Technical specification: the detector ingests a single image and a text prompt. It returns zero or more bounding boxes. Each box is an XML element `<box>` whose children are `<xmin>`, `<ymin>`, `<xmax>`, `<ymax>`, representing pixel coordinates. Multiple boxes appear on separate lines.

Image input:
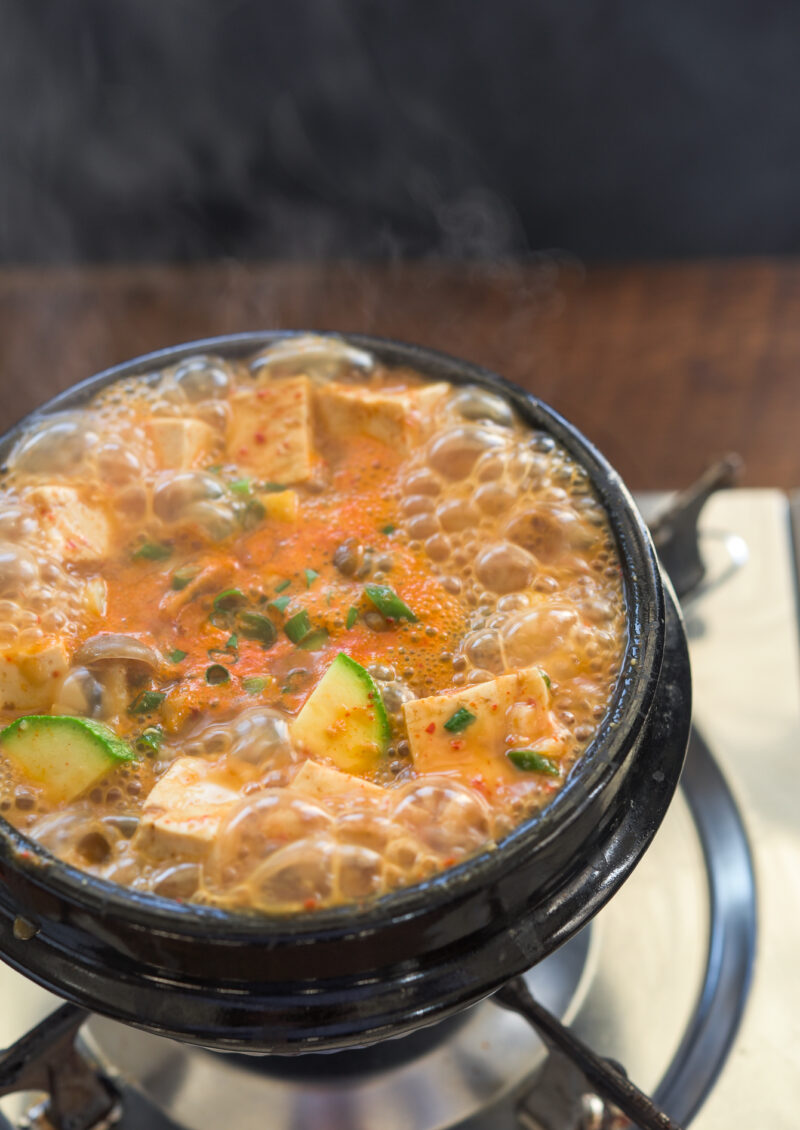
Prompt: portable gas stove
<box><xmin>1</xmin><ymin>486</ymin><xmax>798</xmax><ymax>1130</ymax></box>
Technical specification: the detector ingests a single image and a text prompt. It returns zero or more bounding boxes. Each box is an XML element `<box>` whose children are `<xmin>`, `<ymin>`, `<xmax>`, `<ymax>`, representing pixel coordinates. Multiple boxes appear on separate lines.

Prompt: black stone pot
<box><xmin>0</xmin><ymin>333</ymin><xmax>691</xmax><ymax>1052</ymax></box>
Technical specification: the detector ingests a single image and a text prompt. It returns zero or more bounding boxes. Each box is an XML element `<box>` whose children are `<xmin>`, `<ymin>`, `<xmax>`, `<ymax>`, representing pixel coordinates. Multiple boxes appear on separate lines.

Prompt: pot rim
<box><xmin>0</xmin><ymin>330</ymin><xmax>665</xmax><ymax>941</ymax></box>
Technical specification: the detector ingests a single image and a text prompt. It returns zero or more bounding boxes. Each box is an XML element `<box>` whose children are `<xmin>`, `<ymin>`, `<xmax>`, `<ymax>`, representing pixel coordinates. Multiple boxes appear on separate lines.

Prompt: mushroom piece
<box><xmin>75</xmin><ymin>633</ymin><xmax>161</xmax><ymax>670</ymax></box>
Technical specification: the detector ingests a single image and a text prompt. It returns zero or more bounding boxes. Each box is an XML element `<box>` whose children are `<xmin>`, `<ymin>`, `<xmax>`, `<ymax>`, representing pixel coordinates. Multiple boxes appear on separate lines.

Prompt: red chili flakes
<box><xmin>490</xmin><ymin>703</ymin><xmax>498</xmax><ymax>712</ymax></box>
<box><xmin>303</xmin><ymin>897</ymin><xmax>318</xmax><ymax>911</ymax></box>
<box><xmin>238</xmin><ymin>447</ymin><xmax>249</xmax><ymax>458</ymax></box>
<box><xmin>425</xmin><ymin>722</ymin><xmax>436</xmax><ymax>734</ymax></box>
<box><xmin>450</xmin><ymin>739</ymin><xmax>464</xmax><ymax>750</ymax></box>
<box><xmin>254</xmin><ymin>433</ymin><xmax>266</xmax><ymax>445</ymax></box>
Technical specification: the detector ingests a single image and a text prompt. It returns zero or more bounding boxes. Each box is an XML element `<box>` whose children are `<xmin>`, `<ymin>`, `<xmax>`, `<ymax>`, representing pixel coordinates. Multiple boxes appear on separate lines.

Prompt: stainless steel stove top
<box><xmin>2</xmin><ymin>489</ymin><xmax>799</xmax><ymax>1130</ymax></box>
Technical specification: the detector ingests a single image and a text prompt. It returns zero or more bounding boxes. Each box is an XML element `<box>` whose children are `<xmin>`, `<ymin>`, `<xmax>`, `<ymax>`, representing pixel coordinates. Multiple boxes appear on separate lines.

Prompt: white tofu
<box><xmin>0</xmin><ymin>642</ymin><xmax>69</xmax><ymax>712</ymax></box>
<box><xmin>403</xmin><ymin>666</ymin><xmax>566</xmax><ymax>788</ymax></box>
<box><xmin>227</xmin><ymin>376</ymin><xmax>313</xmax><ymax>483</ymax></box>
<box><xmin>315</xmin><ymin>382</ymin><xmax>449</xmax><ymax>450</ymax></box>
<box><xmin>146</xmin><ymin>417</ymin><xmax>214</xmax><ymax>470</ymax></box>
<box><xmin>291</xmin><ymin>759</ymin><xmax>386</xmax><ymax>804</ymax></box>
<box><xmin>135</xmin><ymin>758</ymin><xmax>241</xmax><ymax>860</ymax></box>
<box><xmin>26</xmin><ymin>485</ymin><xmax>110</xmax><ymax>564</ymax></box>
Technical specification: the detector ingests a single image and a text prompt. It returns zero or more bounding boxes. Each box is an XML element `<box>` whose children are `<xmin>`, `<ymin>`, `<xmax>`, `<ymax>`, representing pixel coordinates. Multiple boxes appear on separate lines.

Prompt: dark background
<box><xmin>2</xmin><ymin>0</ymin><xmax>800</xmax><ymax>265</ymax></box>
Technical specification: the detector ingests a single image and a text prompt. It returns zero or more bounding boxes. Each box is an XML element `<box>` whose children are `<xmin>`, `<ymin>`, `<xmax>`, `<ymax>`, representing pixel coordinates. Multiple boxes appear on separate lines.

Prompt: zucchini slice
<box><xmin>290</xmin><ymin>653</ymin><xmax>390</xmax><ymax>774</ymax></box>
<box><xmin>0</xmin><ymin>715</ymin><xmax>135</xmax><ymax>804</ymax></box>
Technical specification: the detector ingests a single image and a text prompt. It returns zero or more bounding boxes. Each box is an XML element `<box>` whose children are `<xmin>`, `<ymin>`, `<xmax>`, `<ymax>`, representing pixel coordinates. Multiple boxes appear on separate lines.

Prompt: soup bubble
<box><xmin>153</xmin><ymin>471</ymin><xmax>224</xmax><ymax>522</ymax></box>
<box><xmin>248</xmin><ymin>835</ymin><xmax>336</xmax><ymax>907</ymax></box>
<box><xmin>392</xmin><ymin>778</ymin><xmax>492</xmax><ymax>856</ymax></box>
<box><xmin>501</xmin><ymin>606</ymin><xmax>579</xmax><ymax>671</ymax></box>
<box><xmin>0</xmin><ymin>543</ymin><xmax>39</xmax><ymax>597</ymax></box>
<box><xmin>212</xmin><ymin>791</ymin><xmax>333</xmax><ymax>888</ymax></box>
<box><xmin>475</xmin><ymin>541</ymin><xmax>536</xmax><ymax>594</ymax></box>
<box><xmin>10</xmin><ymin>414</ymin><xmax>96</xmax><ymax>475</ymax></box>
<box><xmin>427</xmin><ymin>426</ymin><xmax>507</xmax><ymax>480</ymax></box>
<box><xmin>173</xmin><ymin>355</ymin><xmax>233</xmax><ymax>401</ymax></box>
<box><xmin>449</xmin><ymin>386</ymin><xmax>514</xmax><ymax>427</ymax></box>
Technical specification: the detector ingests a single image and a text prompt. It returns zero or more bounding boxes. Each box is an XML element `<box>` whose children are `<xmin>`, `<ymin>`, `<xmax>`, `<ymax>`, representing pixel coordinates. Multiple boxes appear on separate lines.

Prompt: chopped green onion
<box><xmin>275</xmin><ymin>579</ymin><xmax>291</xmax><ymax>593</ymax></box>
<box><xmin>229</xmin><ymin>478</ymin><xmax>252</xmax><ymax>494</ymax></box>
<box><xmin>167</xmin><ymin>649</ymin><xmax>187</xmax><ymax>664</ymax></box>
<box><xmin>240</xmin><ymin>498</ymin><xmax>266</xmax><ymax>528</ymax></box>
<box><xmin>133</xmin><ymin>541</ymin><xmax>172</xmax><ymax>562</ymax></box>
<box><xmin>136</xmin><ymin>726</ymin><xmax>163</xmax><ymax>755</ymax></box>
<box><xmin>206</xmin><ymin>464</ymin><xmax>223</xmax><ymax>473</ymax></box>
<box><xmin>205</xmin><ymin>664</ymin><xmax>230</xmax><ymax>685</ymax></box>
<box><xmin>284</xmin><ymin>609</ymin><xmax>312</xmax><ymax>644</ymax></box>
<box><xmin>242</xmin><ymin>675</ymin><xmax>268</xmax><ymax>694</ymax></box>
<box><xmin>225</xmin><ymin>634</ymin><xmax>239</xmax><ymax>651</ymax></box>
<box><xmin>298</xmin><ymin>627</ymin><xmax>329</xmax><ymax>651</ymax></box>
<box><xmin>443</xmin><ymin>706</ymin><xmax>476</xmax><ymax>733</ymax></box>
<box><xmin>171</xmin><ymin>570</ymin><xmax>195</xmax><ymax>591</ymax></box>
<box><xmin>381</xmin><ymin>524</ymin><xmax>396</xmax><ymax>535</ymax></box>
<box><xmin>261</xmin><ymin>482</ymin><xmax>287</xmax><ymax>493</ymax></box>
<box><xmin>269</xmin><ymin>595</ymin><xmax>291</xmax><ymax>614</ymax></box>
<box><xmin>304</xmin><ymin>568</ymin><xmax>319</xmax><ymax>587</ymax></box>
<box><xmin>345</xmin><ymin>605</ymin><xmax>359</xmax><ymax>629</ymax></box>
<box><xmin>129</xmin><ymin>690</ymin><xmax>166</xmax><ymax>715</ymax></box>
<box><xmin>540</xmin><ymin>669</ymin><xmax>552</xmax><ymax>690</ymax></box>
<box><xmin>238</xmin><ymin>612</ymin><xmax>277</xmax><ymax>647</ymax></box>
<box><xmin>213</xmin><ymin>588</ymin><xmax>246</xmax><ymax>612</ymax></box>
<box><xmin>506</xmin><ymin>749</ymin><xmax>560</xmax><ymax>776</ymax></box>
<box><xmin>364</xmin><ymin>584</ymin><xmax>418</xmax><ymax>623</ymax></box>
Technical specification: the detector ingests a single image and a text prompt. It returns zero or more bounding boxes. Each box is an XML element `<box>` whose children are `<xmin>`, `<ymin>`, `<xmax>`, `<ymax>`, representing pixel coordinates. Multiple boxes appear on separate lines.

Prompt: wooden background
<box><xmin>0</xmin><ymin>259</ymin><xmax>797</xmax><ymax>489</ymax></box>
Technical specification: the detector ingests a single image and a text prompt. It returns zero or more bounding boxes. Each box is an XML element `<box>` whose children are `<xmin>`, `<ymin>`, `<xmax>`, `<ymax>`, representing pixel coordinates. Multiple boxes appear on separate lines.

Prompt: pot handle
<box><xmin>0</xmin><ymin>1003</ymin><xmax>118</xmax><ymax>1130</ymax></box>
<box><xmin>494</xmin><ymin>976</ymin><xmax>685</xmax><ymax>1130</ymax></box>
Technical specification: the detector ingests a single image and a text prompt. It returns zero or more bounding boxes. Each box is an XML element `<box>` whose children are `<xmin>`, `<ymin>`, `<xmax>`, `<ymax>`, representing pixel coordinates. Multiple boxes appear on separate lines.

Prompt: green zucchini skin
<box><xmin>0</xmin><ymin>715</ymin><xmax>135</xmax><ymax>804</ymax></box>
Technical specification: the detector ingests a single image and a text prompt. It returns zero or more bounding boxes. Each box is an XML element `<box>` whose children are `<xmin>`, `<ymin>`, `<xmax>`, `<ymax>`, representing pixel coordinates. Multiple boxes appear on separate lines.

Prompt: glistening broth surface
<box><xmin>0</xmin><ymin>338</ymin><xmax>626</xmax><ymax>913</ymax></box>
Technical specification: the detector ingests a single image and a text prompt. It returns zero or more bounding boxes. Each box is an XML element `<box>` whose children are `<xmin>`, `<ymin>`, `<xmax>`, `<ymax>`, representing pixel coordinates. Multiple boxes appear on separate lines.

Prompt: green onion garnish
<box><xmin>213</xmin><ymin>588</ymin><xmax>246</xmax><ymax>612</ymax></box>
<box><xmin>241</xmin><ymin>498</ymin><xmax>266</xmax><ymax>527</ymax></box>
<box><xmin>261</xmin><ymin>482</ymin><xmax>287</xmax><ymax>493</ymax></box>
<box><xmin>229</xmin><ymin>478</ymin><xmax>252</xmax><ymax>494</ymax></box>
<box><xmin>238</xmin><ymin>612</ymin><xmax>277</xmax><ymax>647</ymax></box>
<box><xmin>136</xmin><ymin>726</ymin><xmax>163</xmax><ymax>755</ymax></box>
<box><xmin>133</xmin><ymin>541</ymin><xmax>172</xmax><ymax>562</ymax></box>
<box><xmin>205</xmin><ymin>664</ymin><xmax>230</xmax><ymax>685</ymax></box>
<box><xmin>345</xmin><ymin>605</ymin><xmax>359</xmax><ymax>629</ymax></box>
<box><xmin>284</xmin><ymin>609</ymin><xmax>312</xmax><ymax>644</ymax></box>
<box><xmin>364</xmin><ymin>584</ymin><xmax>418</xmax><ymax>622</ymax></box>
<box><xmin>506</xmin><ymin>749</ymin><xmax>560</xmax><ymax>776</ymax></box>
<box><xmin>381</xmin><ymin>524</ymin><xmax>396</xmax><ymax>535</ymax></box>
<box><xmin>129</xmin><ymin>690</ymin><xmax>166</xmax><ymax>715</ymax></box>
<box><xmin>443</xmin><ymin>706</ymin><xmax>476</xmax><ymax>733</ymax></box>
<box><xmin>171</xmin><ymin>570</ymin><xmax>195</xmax><ymax>591</ymax></box>
<box><xmin>225</xmin><ymin>634</ymin><xmax>239</xmax><ymax>651</ymax></box>
<box><xmin>540</xmin><ymin>670</ymin><xmax>552</xmax><ymax>689</ymax></box>
<box><xmin>167</xmin><ymin>649</ymin><xmax>187</xmax><ymax>664</ymax></box>
<box><xmin>275</xmin><ymin>579</ymin><xmax>291</xmax><ymax>593</ymax></box>
<box><xmin>298</xmin><ymin>627</ymin><xmax>328</xmax><ymax>651</ymax></box>
<box><xmin>242</xmin><ymin>676</ymin><xmax>268</xmax><ymax>694</ymax></box>
<box><xmin>304</xmin><ymin>568</ymin><xmax>319</xmax><ymax>587</ymax></box>
<box><xmin>269</xmin><ymin>595</ymin><xmax>291</xmax><ymax>613</ymax></box>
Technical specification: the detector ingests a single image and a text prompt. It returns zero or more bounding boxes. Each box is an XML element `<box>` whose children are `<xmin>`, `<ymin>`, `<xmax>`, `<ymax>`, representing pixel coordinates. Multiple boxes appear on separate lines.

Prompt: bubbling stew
<box><xmin>0</xmin><ymin>337</ymin><xmax>626</xmax><ymax>914</ymax></box>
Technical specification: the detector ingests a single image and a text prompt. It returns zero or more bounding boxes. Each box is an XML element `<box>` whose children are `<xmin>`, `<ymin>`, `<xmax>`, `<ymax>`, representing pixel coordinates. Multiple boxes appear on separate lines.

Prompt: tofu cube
<box><xmin>135</xmin><ymin>758</ymin><xmax>241</xmax><ymax>860</ymax></box>
<box><xmin>403</xmin><ymin>666</ymin><xmax>566</xmax><ymax>789</ymax></box>
<box><xmin>291</xmin><ymin>759</ymin><xmax>387</xmax><ymax>804</ymax></box>
<box><xmin>0</xmin><ymin>642</ymin><xmax>69</xmax><ymax>712</ymax></box>
<box><xmin>227</xmin><ymin>376</ymin><xmax>313</xmax><ymax>483</ymax></box>
<box><xmin>315</xmin><ymin>382</ymin><xmax>449</xmax><ymax>451</ymax></box>
<box><xmin>26</xmin><ymin>486</ymin><xmax>110</xmax><ymax>564</ymax></box>
<box><xmin>146</xmin><ymin>418</ymin><xmax>214</xmax><ymax>470</ymax></box>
